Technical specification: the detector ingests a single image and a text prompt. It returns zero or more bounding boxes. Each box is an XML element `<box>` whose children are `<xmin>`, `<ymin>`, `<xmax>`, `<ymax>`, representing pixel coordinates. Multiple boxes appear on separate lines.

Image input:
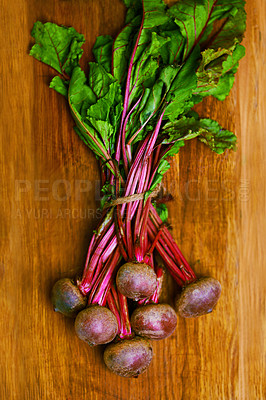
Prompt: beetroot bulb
<box><xmin>116</xmin><ymin>262</ymin><xmax>157</xmax><ymax>301</ymax></box>
<box><xmin>131</xmin><ymin>303</ymin><xmax>177</xmax><ymax>340</ymax></box>
<box><xmin>74</xmin><ymin>305</ymin><xmax>118</xmax><ymax>346</ymax></box>
<box><xmin>104</xmin><ymin>337</ymin><xmax>153</xmax><ymax>378</ymax></box>
<box><xmin>175</xmin><ymin>277</ymin><xmax>222</xmax><ymax>318</ymax></box>
<box><xmin>51</xmin><ymin>278</ymin><xmax>87</xmax><ymax>318</ymax></box>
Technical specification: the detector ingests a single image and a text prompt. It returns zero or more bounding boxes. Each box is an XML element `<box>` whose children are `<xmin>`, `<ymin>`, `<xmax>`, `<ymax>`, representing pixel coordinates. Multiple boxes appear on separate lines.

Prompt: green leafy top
<box><xmin>29</xmin><ymin>0</ymin><xmax>246</xmax><ymax>184</ymax></box>
<box><xmin>30</xmin><ymin>22</ymin><xmax>85</xmax><ymax>77</ymax></box>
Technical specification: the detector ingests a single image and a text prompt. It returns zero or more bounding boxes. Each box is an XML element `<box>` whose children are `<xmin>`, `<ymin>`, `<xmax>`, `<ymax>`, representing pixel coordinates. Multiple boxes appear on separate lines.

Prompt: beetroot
<box><xmin>175</xmin><ymin>277</ymin><xmax>222</xmax><ymax>318</ymax></box>
<box><xmin>131</xmin><ymin>303</ymin><xmax>177</xmax><ymax>340</ymax></box>
<box><xmin>103</xmin><ymin>337</ymin><xmax>153</xmax><ymax>377</ymax></box>
<box><xmin>31</xmin><ymin>0</ymin><xmax>246</xmax><ymax>378</ymax></box>
<box><xmin>116</xmin><ymin>262</ymin><xmax>157</xmax><ymax>301</ymax></box>
<box><xmin>75</xmin><ymin>305</ymin><xmax>118</xmax><ymax>346</ymax></box>
<box><xmin>51</xmin><ymin>278</ymin><xmax>87</xmax><ymax>318</ymax></box>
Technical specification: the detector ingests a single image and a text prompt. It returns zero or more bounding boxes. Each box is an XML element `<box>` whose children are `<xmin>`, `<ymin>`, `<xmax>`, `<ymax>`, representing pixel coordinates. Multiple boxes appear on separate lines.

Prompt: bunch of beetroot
<box><xmin>52</xmin><ymin>259</ymin><xmax>221</xmax><ymax>378</ymax></box>
<box><xmin>51</xmin><ymin>178</ymin><xmax>222</xmax><ymax>377</ymax></box>
<box><xmin>30</xmin><ymin>0</ymin><xmax>246</xmax><ymax>378</ymax></box>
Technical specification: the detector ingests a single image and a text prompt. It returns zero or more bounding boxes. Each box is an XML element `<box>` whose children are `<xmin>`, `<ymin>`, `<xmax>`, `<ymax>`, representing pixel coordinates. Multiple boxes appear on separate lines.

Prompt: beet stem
<box><xmin>107</xmin><ymin>284</ymin><xmax>132</xmax><ymax>338</ymax></box>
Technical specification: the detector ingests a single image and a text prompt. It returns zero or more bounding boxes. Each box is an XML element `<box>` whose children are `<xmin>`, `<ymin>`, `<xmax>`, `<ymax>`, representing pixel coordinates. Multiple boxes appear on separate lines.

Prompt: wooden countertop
<box><xmin>0</xmin><ymin>1</ymin><xmax>265</xmax><ymax>398</ymax></box>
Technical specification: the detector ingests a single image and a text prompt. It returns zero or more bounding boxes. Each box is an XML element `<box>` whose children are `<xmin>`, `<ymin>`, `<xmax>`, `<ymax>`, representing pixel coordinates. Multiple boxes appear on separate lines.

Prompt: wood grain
<box><xmin>0</xmin><ymin>1</ymin><xmax>265</xmax><ymax>399</ymax></box>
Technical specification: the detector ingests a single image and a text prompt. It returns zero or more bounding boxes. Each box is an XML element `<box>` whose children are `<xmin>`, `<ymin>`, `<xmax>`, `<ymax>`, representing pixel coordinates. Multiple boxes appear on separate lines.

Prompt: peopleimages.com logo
<box><xmin>14</xmin><ymin>178</ymin><xmax>250</xmax><ymax>202</ymax></box>
<box><xmin>13</xmin><ymin>178</ymin><xmax>250</xmax><ymax>220</ymax></box>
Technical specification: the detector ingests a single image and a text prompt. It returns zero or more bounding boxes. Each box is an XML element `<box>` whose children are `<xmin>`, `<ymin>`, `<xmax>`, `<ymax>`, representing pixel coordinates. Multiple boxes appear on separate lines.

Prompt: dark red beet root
<box><xmin>51</xmin><ymin>278</ymin><xmax>87</xmax><ymax>318</ymax></box>
<box><xmin>104</xmin><ymin>337</ymin><xmax>153</xmax><ymax>377</ymax></box>
<box><xmin>175</xmin><ymin>277</ymin><xmax>222</xmax><ymax>318</ymax></box>
<box><xmin>131</xmin><ymin>303</ymin><xmax>177</xmax><ymax>340</ymax></box>
<box><xmin>116</xmin><ymin>262</ymin><xmax>157</xmax><ymax>301</ymax></box>
<box><xmin>74</xmin><ymin>305</ymin><xmax>118</xmax><ymax>346</ymax></box>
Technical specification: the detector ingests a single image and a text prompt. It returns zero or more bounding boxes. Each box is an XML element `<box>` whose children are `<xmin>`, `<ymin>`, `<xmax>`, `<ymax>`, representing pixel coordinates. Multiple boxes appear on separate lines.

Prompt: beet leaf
<box><xmin>30</xmin><ymin>0</ymin><xmax>246</xmax><ymax>188</ymax></box>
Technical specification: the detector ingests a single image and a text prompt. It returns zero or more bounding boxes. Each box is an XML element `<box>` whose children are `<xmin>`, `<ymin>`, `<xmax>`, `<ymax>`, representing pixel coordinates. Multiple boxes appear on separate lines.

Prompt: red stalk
<box><xmin>114</xmin><ymin>206</ymin><xmax>129</xmax><ymax>261</ymax></box>
<box><xmin>89</xmin><ymin>248</ymin><xmax>121</xmax><ymax>305</ymax></box>
<box><xmin>107</xmin><ymin>289</ymin><xmax>122</xmax><ymax>332</ymax></box>
<box><xmin>150</xmin><ymin>264</ymin><xmax>164</xmax><ymax>304</ymax></box>
<box><xmin>143</xmin><ymin>228</ymin><xmax>163</xmax><ymax>264</ymax></box>
<box><xmin>107</xmin><ymin>284</ymin><xmax>132</xmax><ymax>339</ymax></box>
<box><xmin>118</xmin><ymin>291</ymin><xmax>132</xmax><ymax>338</ymax></box>
<box><xmin>150</xmin><ymin>205</ymin><xmax>197</xmax><ymax>281</ymax></box>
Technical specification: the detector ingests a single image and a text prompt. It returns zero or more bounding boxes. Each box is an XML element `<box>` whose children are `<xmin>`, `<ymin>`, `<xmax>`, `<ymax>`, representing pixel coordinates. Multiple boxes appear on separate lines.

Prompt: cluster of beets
<box><xmin>51</xmin><ymin>202</ymin><xmax>221</xmax><ymax>378</ymax></box>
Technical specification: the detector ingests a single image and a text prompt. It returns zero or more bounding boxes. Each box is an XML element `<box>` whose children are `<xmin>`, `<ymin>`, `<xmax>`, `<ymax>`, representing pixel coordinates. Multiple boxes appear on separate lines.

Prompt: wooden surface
<box><xmin>0</xmin><ymin>1</ymin><xmax>265</xmax><ymax>399</ymax></box>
